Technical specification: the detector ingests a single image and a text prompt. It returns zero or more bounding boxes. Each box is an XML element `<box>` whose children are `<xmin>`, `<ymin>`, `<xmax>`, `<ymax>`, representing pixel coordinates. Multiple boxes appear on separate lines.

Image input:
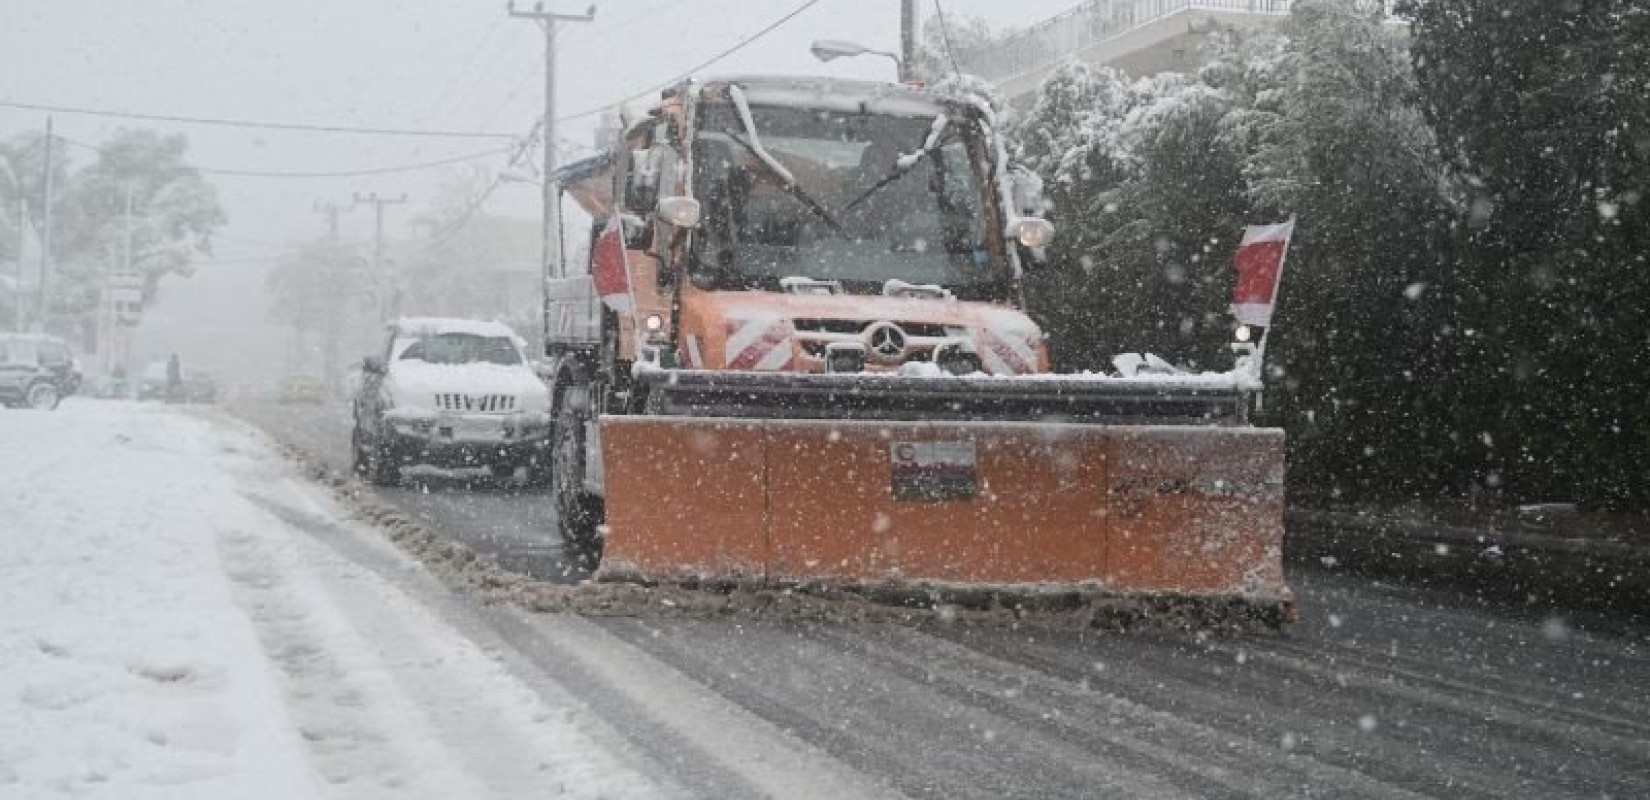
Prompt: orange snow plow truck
<box><xmin>543</xmin><ymin>77</ymin><xmax>1293</xmax><ymax>623</ymax></box>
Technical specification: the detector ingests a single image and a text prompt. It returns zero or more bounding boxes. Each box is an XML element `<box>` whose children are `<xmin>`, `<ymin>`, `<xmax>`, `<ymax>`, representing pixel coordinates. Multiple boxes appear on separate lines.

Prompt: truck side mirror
<box><xmin>362</xmin><ymin>356</ymin><xmax>385</xmax><ymax>375</ymax></box>
<box><xmin>1008</xmin><ymin>167</ymin><xmax>1047</xmax><ymax>218</ymax></box>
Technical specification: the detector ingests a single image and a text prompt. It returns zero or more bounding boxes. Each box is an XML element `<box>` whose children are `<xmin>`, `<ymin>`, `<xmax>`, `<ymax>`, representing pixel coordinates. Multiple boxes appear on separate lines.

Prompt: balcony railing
<box><xmin>959</xmin><ymin>0</ymin><xmax>1388</xmax><ymax>84</ymax></box>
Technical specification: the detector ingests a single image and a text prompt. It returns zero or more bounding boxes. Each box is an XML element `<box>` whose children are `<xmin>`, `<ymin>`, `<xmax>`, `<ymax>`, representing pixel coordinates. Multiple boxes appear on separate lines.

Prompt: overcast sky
<box><xmin>0</xmin><ymin>0</ymin><xmax>1078</xmax><ymax>375</ymax></box>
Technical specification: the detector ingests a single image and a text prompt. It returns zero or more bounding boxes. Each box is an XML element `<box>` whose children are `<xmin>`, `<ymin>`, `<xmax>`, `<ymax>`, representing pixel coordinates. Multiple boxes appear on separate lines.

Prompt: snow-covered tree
<box><xmin>1405</xmin><ymin>0</ymin><xmax>1650</xmax><ymax>509</ymax></box>
<box><xmin>0</xmin><ymin>128</ymin><xmax>224</xmax><ymax>341</ymax></box>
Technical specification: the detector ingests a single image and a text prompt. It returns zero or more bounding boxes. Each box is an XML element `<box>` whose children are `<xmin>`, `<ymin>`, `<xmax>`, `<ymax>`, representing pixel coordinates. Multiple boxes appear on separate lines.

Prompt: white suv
<box><xmin>351</xmin><ymin>318</ymin><xmax>552</xmax><ymax>486</ymax></box>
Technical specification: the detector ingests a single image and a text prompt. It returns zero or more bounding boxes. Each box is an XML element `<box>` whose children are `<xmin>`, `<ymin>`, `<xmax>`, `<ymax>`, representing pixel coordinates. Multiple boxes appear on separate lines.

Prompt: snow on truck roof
<box><xmin>392</xmin><ymin>317</ymin><xmax>522</xmax><ymax>341</ymax></box>
<box><xmin>700</xmin><ymin>76</ymin><xmax>951</xmax><ymax>117</ymax></box>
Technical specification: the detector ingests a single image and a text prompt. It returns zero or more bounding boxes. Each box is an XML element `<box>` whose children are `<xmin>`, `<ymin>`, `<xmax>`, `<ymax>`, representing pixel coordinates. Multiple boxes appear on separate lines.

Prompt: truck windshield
<box><xmin>690</xmin><ymin>102</ymin><xmax>1005</xmax><ymax>292</ymax></box>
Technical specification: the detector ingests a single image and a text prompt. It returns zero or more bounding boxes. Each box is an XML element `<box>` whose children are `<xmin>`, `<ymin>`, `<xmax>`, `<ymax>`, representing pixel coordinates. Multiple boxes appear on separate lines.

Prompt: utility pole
<box><xmin>36</xmin><ymin>116</ymin><xmax>54</xmax><ymax>334</ymax></box>
<box><xmin>11</xmin><ymin>195</ymin><xmax>24</xmax><ymax>333</ymax></box>
<box><xmin>315</xmin><ymin>200</ymin><xmax>343</xmax><ymax>241</ymax></box>
<box><xmin>312</xmin><ymin>200</ymin><xmax>347</xmax><ymax>397</ymax></box>
<box><xmin>352</xmin><ymin>191</ymin><xmax>408</xmax><ymax>322</ymax></box>
<box><xmin>900</xmin><ymin>0</ymin><xmax>916</xmax><ymax>82</ymax></box>
<box><xmin>106</xmin><ymin>184</ymin><xmax>137</xmax><ymax>377</ymax></box>
<box><xmin>507</xmin><ymin>1</ymin><xmax>595</xmax><ymax>289</ymax></box>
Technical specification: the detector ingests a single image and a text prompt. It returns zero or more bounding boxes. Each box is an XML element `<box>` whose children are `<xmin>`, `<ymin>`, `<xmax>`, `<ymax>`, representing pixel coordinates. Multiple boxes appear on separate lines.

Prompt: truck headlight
<box><xmin>1007</xmin><ymin>217</ymin><xmax>1055</xmax><ymax>248</ymax></box>
<box><xmin>643</xmin><ymin>313</ymin><xmax>669</xmax><ymax>344</ymax></box>
<box><xmin>657</xmin><ymin>196</ymin><xmax>702</xmax><ymax>228</ymax></box>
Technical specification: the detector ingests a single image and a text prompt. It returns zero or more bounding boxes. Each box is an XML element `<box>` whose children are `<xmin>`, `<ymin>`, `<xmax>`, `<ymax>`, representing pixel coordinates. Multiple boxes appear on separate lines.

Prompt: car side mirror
<box><xmin>362</xmin><ymin>356</ymin><xmax>385</xmax><ymax>375</ymax></box>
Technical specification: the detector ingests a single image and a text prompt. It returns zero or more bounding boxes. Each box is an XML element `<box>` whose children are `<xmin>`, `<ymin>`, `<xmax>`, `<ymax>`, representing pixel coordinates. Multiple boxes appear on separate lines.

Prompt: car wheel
<box><xmin>551</xmin><ymin>388</ymin><xmax>603</xmax><ymax>559</ymax></box>
<box><xmin>351</xmin><ymin>425</ymin><xmax>370</xmax><ymax>475</ymax></box>
<box><xmin>24</xmin><ymin>382</ymin><xmax>60</xmax><ymax>410</ymax></box>
<box><xmin>355</xmin><ymin>423</ymin><xmax>399</xmax><ymax>487</ymax></box>
<box><xmin>523</xmin><ymin>447</ymin><xmax>553</xmax><ymax>492</ymax></box>
<box><xmin>367</xmin><ymin>441</ymin><xmax>401</xmax><ymax>487</ymax></box>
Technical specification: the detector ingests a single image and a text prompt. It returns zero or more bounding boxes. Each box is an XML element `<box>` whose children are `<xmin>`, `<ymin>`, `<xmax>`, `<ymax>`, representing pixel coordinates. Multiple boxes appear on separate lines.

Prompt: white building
<box><xmin>961</xmin><ymin>1</ymin><xmax>1396</xmax><ymax>103</ymax></box>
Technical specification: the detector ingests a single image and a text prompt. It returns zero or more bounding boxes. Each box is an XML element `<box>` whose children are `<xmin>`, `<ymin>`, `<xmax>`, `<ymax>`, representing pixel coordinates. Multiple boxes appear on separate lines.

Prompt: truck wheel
<box><xmin>24</xmin><ymin>382</ymin><xmax>60</xmax><ymax>410</ymax></box>
<box><xmin>551</xmin><ymin>390</ymin><xmax>603</xmax><ymax>558</ymax></box>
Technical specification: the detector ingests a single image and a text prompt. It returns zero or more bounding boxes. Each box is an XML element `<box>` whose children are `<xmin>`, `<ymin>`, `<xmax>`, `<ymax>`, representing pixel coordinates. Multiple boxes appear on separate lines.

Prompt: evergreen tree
<box><xmin>1249</xmin><ymin>0</ymin><xmax>1458</xmax><ymax>502</ymax></box>
<box><xmin>1405</xmin><ymin>0</ymin><xmax>1650</xmax><ymax>509</ymax></box>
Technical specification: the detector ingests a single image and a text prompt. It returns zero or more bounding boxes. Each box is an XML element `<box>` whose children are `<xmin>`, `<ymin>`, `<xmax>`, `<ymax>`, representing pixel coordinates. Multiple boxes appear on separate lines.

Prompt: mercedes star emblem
<box><xmin>865</xmin><ymin>321</ymin><xmax>907</xmax><ymax>361</ymax></box>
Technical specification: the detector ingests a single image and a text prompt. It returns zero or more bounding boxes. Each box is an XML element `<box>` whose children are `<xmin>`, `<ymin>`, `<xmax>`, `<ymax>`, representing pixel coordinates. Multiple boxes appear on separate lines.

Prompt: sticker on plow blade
<box><xmin>890</xmin><ymin>441</ymin><xmax>977</xmax><ymax>502</ymax></box>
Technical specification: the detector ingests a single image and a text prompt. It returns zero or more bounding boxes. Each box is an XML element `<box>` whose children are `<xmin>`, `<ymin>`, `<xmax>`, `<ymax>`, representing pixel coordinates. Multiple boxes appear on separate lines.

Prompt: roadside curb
<box><xmin>1285</xmin><ymin>508</ymin><xmax>1650</xmax><ymax>612</ymax></box>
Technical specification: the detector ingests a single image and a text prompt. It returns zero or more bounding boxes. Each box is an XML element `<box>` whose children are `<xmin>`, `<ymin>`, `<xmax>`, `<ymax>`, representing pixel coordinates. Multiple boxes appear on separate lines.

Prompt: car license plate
<box><xmin>450</xmin><ymin>417</ymin><xmax>504</xmax><ymax>442</ymax></box>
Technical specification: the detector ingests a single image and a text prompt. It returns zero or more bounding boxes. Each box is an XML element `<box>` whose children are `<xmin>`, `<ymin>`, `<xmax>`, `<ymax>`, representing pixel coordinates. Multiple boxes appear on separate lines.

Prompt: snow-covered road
<box><xmin>7</xmin><ymin>401</ymin><xmax>1650</xmax><ymax>799</ymax></box>
<box><xmin>0</xmin><ymin>402</ymin><xmax>668</xmax><ymax>798</ymax></box>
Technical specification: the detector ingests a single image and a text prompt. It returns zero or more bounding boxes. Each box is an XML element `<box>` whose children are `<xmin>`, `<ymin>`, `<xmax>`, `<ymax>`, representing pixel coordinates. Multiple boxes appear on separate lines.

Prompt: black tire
<box><xmin>551</xmin><ymin>387</ymin><xmax>603</xmax><ymax>558</ymax></box>
<box><xmin>354</xmin><ymin>422</ymin><xmax>400</xmax><ymax>487</ymax></box>
<box><xmin>488</xmin><ymin>462</ymin><xmax>519</xmax><ymax>481</ymax></box>
<box><xmin>523</xmin><ymin>447</ymin><xmax>553</xmax><ymax>492</ymax></box>
<box><xmin>350</xmin><ymin>424</ymin><xmax>370</xmax><ymax>475</ymax></box>
<box><xmin>24</xmin><ymin>381</ymin><xmax>60</xmax><ymax>410</ymax></box>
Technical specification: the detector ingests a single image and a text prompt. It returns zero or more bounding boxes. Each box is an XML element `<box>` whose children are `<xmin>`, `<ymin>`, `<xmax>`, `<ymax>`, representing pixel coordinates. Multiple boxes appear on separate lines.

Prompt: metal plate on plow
<box><xmin>890</xmin><ymin>441</ymin><xmax>977</xmax><ymax>502</ymax></box>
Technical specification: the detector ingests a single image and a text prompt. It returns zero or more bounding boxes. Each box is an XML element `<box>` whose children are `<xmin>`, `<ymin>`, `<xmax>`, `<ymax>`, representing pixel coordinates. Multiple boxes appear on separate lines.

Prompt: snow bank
<box><xmin>0</xmin><ymin>402</ymin><xmax>662</xmax><ymax>799</ymax></box>
<box><xmin>0</xmin><ymin>403</ymin><xmax>320</xmax><ymax>798</ymax></box>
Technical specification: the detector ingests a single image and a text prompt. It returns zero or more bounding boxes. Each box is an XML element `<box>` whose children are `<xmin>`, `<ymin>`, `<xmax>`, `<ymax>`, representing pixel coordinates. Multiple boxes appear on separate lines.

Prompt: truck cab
<box><xmin>542</xmin><ymin>77</ymin><xmax>1056</xmax><ymax>543</ymax></box>
<box><xmin>549</xmin><ymin>76</ymin><xmax>1053</xmax><ymax>375</ymax></box>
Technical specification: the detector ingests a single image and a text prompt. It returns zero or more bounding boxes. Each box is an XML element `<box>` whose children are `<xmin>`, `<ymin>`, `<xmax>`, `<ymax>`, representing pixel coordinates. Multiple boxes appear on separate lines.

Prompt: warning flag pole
<box><xmin>1256</xmin><ymin>215</ymin><xmax>1297</xmax><ymax>369</ymax></box>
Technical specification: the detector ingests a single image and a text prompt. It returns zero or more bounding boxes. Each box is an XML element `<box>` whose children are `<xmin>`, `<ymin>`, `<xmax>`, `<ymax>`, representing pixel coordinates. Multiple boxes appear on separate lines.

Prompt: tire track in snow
<box><xmin>808</xmin><ymin>624</ymin><xmax>1437</xmax><ymax>800</ymax></box>
<box><xmin>249</xmin><ymin>475</ymin><xmax>908</xmax><ymax>800</ymax></box>
<box><xmin>218</xmin><ymin>467</ymin><xmax>676</xmax><ymax>798</ymax></box>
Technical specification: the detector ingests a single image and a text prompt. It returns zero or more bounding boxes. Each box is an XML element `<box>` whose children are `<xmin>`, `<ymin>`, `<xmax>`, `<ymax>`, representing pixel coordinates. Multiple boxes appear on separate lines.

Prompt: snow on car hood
<box><xmin>384</xmin><ymin>361</ymin><xmax>549</xmax><ymax>414</ymax></box>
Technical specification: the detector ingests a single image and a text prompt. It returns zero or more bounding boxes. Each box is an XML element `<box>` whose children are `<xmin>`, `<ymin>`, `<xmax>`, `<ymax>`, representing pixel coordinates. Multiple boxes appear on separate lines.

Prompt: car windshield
<box><xmin>690</xmin><ymin>102</ymin><xmax>1003</xmax><ymax>291</ymax></box>
<box><xmin>397</xmin><ymin>333</ymin><xmax>521</xmax><ymax>366</ymax></box>
<box><xmin>1</xmin><ymin>341</ymin><xmax>39</xmax><ymax>366</ymax></box>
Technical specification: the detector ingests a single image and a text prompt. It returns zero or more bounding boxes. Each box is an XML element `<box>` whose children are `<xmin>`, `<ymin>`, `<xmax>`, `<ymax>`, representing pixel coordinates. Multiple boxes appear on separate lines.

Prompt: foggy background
<box><xmin>0</xmin><ymin>0</ymin><xmax>1071</xmax><ymax>389</ymax></box>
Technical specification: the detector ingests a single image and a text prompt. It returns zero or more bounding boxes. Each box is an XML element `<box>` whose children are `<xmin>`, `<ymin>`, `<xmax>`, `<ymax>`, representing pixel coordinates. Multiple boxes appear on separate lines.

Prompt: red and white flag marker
<box><xmin>1230</xmin><ymin>218</ymin><xmax>1295</xmax><ymax>329</ymax></box>
<box><xmin>591</xmin><ymin>215</ymin><xmax>635</xmax><ymax>314</ymax></box>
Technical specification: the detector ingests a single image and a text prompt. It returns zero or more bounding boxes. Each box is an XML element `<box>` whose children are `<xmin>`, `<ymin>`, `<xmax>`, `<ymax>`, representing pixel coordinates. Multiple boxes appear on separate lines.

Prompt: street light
<box><xmin>810</xmin><ymin>38</ymin><xmax>902</xmax><ymax>78</ymax></box>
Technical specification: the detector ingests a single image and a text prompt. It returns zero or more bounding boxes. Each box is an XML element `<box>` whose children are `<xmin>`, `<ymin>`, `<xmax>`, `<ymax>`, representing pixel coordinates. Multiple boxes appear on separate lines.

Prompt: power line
<box><xmin>422</xmin><ymin>15</ymin><xmax>509</xmax><ymax>125</ymax></box>
<box><xmin>0</xmin><ymin>99</ymin><xmax>517</xmax><ymax>140</ymax></box>
<box><xmin>477</xmin><ymin>0</ymin><xmax>681</xmax><ymax>129</ymax></box>
<box><xmin>426</xmin><ymin>119</ymin><xmax>542</xmax><ymax>248</ymax></box>
<box><xmin>434</xmin><ymin>22</ymin><xmax>548</xmax><ymax>131</ymax></box>
<box><xmin>553</xmin><ymin>0</ymin><xmax>829</xmax><ymax>124</ymax></box>
<box><xmin>55</xmin><ymin>134</ymin><xmax>512</xmax><ymax>180</ymax></box>
<box><xmin>194</xmin><ymin>148</ymin><xmax>509</xmax><ymax>179</ymax></box>
<box><xmin>932</xmin><ymin>0</ymin><xmax>963</xmax><ymax>77</ymax></box>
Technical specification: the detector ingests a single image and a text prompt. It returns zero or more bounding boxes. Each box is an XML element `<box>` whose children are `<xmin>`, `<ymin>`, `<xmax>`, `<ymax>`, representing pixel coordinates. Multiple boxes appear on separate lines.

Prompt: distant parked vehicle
<box><xmin>351</xmin><ymin>317</ymin><xmax>551</xmax><ymax>486</ymax></box>
<box><xmin>137</xmin><ymin>361</ymin><xmax>172</xmax><ymax>401</ymax></box>
<box><xmin>277</xmin><ymin>375</ymin><xmax>324</xmax><ymax>405</ymax></box>
<box><xmin>0</xmin><ymin>334</ymin><xmax>82</xmax><ymax>410</ymax></box>
<box><xmin>183</xmin><ymin>370</ymin><xmax>219</xmax><ymax>404</ymax></box>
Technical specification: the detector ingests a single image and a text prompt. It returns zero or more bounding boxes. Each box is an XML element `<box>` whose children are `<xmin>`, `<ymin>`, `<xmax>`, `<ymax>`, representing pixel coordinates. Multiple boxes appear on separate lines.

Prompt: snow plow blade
<box><xmin>595</xmin><ymin>415</ymin><xmax>1293</xmax><ymax>622</ymax></box>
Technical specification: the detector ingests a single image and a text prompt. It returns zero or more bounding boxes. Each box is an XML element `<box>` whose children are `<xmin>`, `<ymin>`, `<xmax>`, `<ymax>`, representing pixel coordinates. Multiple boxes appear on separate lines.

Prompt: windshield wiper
<box><xmin>727</xmin><ymin>85</ymin><xmax>845</xmax><ymax>235</ymax></box>
<box><xmin>841</xmin><ymin>113</ymin><xmax>950</xmax><ymax>214</ymax></box>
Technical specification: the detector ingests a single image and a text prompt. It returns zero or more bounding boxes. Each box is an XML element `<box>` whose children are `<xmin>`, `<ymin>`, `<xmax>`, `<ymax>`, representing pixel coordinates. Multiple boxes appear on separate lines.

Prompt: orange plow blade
<box><xmin>596</xmin><ymin>417</ymin><xmax>1293</xmax><ymax>617</ymax></box>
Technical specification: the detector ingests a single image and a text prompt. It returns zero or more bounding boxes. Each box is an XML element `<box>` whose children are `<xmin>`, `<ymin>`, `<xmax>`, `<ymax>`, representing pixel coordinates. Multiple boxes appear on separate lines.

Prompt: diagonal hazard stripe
<box><xmin>979</xmin><ymin>328</ymin><xmax>1035</xmax><ymax>375</ymax></box>
<box><xmin>726</xmin><ymin>319</ymin><xmax>793</xmax><ymax>371</ymax></box>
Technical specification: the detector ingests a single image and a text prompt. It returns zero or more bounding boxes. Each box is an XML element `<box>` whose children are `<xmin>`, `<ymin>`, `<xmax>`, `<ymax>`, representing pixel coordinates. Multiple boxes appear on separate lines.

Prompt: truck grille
<box><xmin>792</xmin><ymin>319</ymin><xmax>950</xmax><ymax>338</ymax></box>
<box><xmin>433</xmin><ymin>393</ymin><xmax>516</xmax><ymax>413</ymax></box>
